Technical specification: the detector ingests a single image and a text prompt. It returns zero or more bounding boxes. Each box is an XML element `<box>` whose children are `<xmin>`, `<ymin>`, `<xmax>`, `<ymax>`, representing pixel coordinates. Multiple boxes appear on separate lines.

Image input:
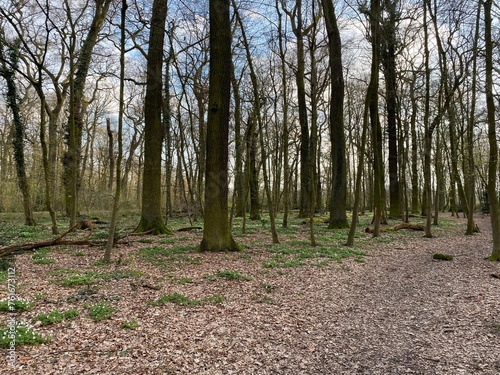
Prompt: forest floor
<box><xmin>0</xmin><ymin>213</ymin><xmax>499</xmax><ymax>374</ymax></box>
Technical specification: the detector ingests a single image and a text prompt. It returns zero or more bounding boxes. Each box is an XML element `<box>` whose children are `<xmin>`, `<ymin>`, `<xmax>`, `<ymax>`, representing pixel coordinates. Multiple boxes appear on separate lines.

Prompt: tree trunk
<box><xmin>276</xmin><ymin>1</ymin><xmax>290</xmax><ymax>228</ymax></box>
<box><xmin>0</xmin><ymin>40</ymin><xmax>36</xmax><ymax>226</ymax></box>
<box><xmin>106</xmin><ymin>118</ymin><xmax>114</xmax><ymax>192</ymax></box>
<box><xmin>322</xmin><ymin>0</ymin><xmax>348</xmax><ymax>229</ymax></box>
<box><xmin>381</xmin><ymin>0</ymin><xmax>401</xmax><ymax>219</ymax></box>
<box><xmin>231</xmin><ymin>63</ymin><xmax>245</xmax><ymax>218</ymax></box>
<box><xmin>200</xmin><ymin>0</ymin><xmax>240</xmax><ymax>252</ymax></box>
<box><xmin>367</xmin><ymin>0</ymin><xmax>383</xmax><ymax>237</ymax></box>
<box><xmin>409</xmin><ymin>73</ymin><xmax>420</xmax><ymax>214</ymax></box>
<box><xmin>464</xmin><ymin>1</ymin><xmax>481</xmax><ymax>235</ymax></box>
<box><xmin>104</xmin><ymin>0</ymin><xmax>127</xmax><ymax>263</ymax></box>
<box><xmin>135</xmin><ymin>0</ymin><xmax>170</xmax><ymax>235</ymax></box>
<box><xmin>484</xmin><ymin>0</ymin><xmax>500</xmax><ymax>261</ymax></box>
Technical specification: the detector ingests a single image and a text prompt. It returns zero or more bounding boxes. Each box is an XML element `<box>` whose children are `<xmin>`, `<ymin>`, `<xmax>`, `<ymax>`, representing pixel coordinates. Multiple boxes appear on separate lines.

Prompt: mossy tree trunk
<box><xmin>135</xmin><ymin>0</ymin><xmax>171</xmax><ymax>235</ymax></box>
<box><xmin>0</xmin><ymin>39</ymin><xmax>35</xmax><ymax>226</ymax></box>
<box><xmin>484</xmin><ymin>0</ymin><xmax>500</xmax><ymax>261</ymax></box>
<box><xmin>199</xmin><ymin>0</ymin><xmax>240</xmax><ymax>252</ymax></box>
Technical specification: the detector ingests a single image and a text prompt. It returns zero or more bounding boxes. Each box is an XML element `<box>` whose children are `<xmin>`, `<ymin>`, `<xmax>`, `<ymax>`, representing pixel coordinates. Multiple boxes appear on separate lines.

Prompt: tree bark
<box><xmin>381</xmin><ymin>0</ymin><xmax>401</xmax><ymax>219</ymax></box>
<box><xmin>366</xmin><ymin>0</ymin><xmax>384</xmax><ymax>237</ymax></box>
<box><xmin>484</xmin><ymin>0</ymin><xmax>500</xmax><ymax>261</ymax></box>
<box><xmin>322</xmin><ymin>0</ymin><xmax>348</xmax><ymax>229</ymax></box>
<box><xmin>135</xmin><ymin>0</ymin><xmax>170</xmax><ymax>235</ymax></box>
<box><xmin>200</xmin><ymin>0</ymin><xmax>240</xmax><ymax>252</ymax></box>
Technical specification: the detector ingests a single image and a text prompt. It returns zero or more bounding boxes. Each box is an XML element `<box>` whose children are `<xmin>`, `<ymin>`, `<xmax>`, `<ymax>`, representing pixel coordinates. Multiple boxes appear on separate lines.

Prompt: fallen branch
<box><xmin>176</xmin><ymin>227</ymin><xmax>203</xmax><ymax>232</ymax></box>
<box><xmin>365</xmin><ymin>223</ymin><xmax>425</xmax><ymax>234</ymax></box>
<box><xmin>0</xmin><ymin>225</ymin><xmax>101</xmax><ymax>257</ymax></box>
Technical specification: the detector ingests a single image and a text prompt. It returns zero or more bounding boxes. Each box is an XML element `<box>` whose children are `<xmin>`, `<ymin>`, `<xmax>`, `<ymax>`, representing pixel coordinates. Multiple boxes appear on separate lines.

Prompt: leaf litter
<box><xmin>0</xmin><ymin>215</ymin><xmax>498</xmax><ymax>374</ymax></box>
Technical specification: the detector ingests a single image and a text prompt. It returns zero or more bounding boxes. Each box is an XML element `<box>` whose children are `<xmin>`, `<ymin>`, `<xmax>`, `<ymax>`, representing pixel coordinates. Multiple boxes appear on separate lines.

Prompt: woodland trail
<box><xmin>305</xmin><ymin>215</ymin><xmax>500</xmax><ymax>374</ymax></box>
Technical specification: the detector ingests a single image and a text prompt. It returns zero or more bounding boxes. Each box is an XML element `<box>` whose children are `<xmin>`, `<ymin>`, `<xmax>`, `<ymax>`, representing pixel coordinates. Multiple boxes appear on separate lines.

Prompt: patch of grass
<box><xmin>176</xmin><ymin>277</ymin><xmax>193</xmax><ymax>285</ymax></box>
<box><xmin>32</xmin><ymin>248</ymin><xmax>54</xmax><ymax>265</ymax></box>
<box><xmin>263</xmin><ymin>243</ymin><xmax>365</xmax><ymax>268</ymax></box>
<box><xmin>59</xmin><ymin>273</ymin><xmax>99</xmax><ymax>287</ymax></box>
<box><xmin>121</xmin><ymin>319</ymin><xmax>139</xmax><ymax>330</ymax></box>
<box><xmin>0</xmin><ymin>325</ymin><xmax>51</xmax><ymax>348</ymax></box>
<box><xmin>149</xmin><ymin>293</ymin><xmax>225</xmax><ymax>307</ymax></box>
<box><xmin>138</xmin><ymin>238</ymin><xmax>155</xmax><ymax>244</ymax></box>
<box><xmin>0</xmin><ymin>258</ymin><xmax>13</xmax><ymax>271</ymax></box>
<box><xmin>63</xmin><ymin>308</ymin><xmax>79</xmax><ymax>320</ymax></box>
<box><xmin>263</xmin><ymin>256</ymin><xmax>304</xmax><ymax>269</ymax></box>
<box><xmin>160</xmin><ymin>236</ymin><xmax>188</xmax><ymax>244</ymax></box>
<box><xmin>32</xmin><ymin>308</ymin><xmax>79</xmax><ymax>326</ymax></box>
<box><xmin>0</xmin><ymin>299</ymin><xmax>33</xmax><ymax>312</ymax></box>
<box><xmin>433</xmin><ymin>253</ymin><xmax>454</xmax><ymax>261</ymax></box>
<box><xmin>88</xmin><ymin>302</ymin><xmax>115</xmax><ymax>322</ymax></box>
<box><xmin>139</xmin><ymin>245</ymin><xmax>202</xmax><ymax>269</ymax></box>
<box><xmin>238</xmin><ymin>252</ymin><xmax>252</xmax><ymax>260</ymax></box>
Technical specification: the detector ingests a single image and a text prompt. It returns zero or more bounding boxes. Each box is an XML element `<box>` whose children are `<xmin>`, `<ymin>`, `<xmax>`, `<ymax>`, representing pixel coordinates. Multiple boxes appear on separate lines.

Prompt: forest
<box><xmin>0</xmin><ymin>0</ymin><xmax>499</xmax><ymax>254</ymax></box>
<box><xmin>0</xmin><ymin>0</ymin><xmax>500</xmax><ymax>373</ymax></box>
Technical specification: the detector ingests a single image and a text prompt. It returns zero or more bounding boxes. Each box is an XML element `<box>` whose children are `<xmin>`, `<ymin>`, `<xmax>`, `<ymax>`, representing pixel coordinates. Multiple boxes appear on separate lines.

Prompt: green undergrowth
<box><xmin>263</xmin><ymin>243</ymin><xmax>365</xmax><ymax>268</ymax></box>
<box><xmin>206</xmin><ymin>270</ymin><xmax>252</xmax><ymax>281</ymax></box>
<box><xmin>88</xmin><ymin>302</ymin><xmax>116</xmax><ymax>322</ymax></box>
<box><xmin>32</xmin><ymin>248</ymin><xmax>54</xmax><ymax>264</ymax></box>
<box><xmin>149</xmin><ymin>292</ymin><xmax>225</xmax><ymax>307</ymax></box>
<box><xmin>33</xmin><ymin>308</ymin><xmax>79</xmax><ymax>326</ymax></box>
<box><xmin>121</xmin><ymin>319</ymin><xmax>139</xmax><ymax>330</ymax></box>
<box><xmin>0</xmin><ymin>299</ymin><xmax>33</xmax><ymax>312</ymax></box>
<box><xmin>0</xmin><ymin>325</ymin><xmax>51</xmax><ymax>348</ymax></box>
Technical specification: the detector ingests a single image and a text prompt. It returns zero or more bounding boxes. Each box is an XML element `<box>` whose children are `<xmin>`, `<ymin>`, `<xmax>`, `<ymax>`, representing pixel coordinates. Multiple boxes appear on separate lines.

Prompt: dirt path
<box><xmin>306</xmin><ymin>215</ymin><xmax>500</xmax><ymax>374</ymax></box>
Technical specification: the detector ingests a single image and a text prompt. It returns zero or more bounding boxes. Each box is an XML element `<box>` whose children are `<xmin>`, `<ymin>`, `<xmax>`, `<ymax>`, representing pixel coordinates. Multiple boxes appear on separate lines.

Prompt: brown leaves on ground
<box><xmin>0</xmin><ymin>215</ymin><xmax>499</xmax><ymax>374</ymax></box>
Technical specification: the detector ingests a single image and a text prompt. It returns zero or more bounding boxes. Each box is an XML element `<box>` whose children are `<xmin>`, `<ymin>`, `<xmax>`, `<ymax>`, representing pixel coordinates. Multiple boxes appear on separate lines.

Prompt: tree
<box><xmin>0</xmin><ymin>37</ymin><xmax>36</xmax><ymax>226</ymax></box>
<box><xmin>322</xmin><ymin>0</ymin><xmax>348</xmax><ymax>229</ymax></box>
<box><xmin>484</xmin><ymin>0</ymin><xmax>500</xmax><ymax>261</ymax></box>
<box><xmin>64</xmin><ymin>0</ymin><xmax>113</xmax><ymax>226</ymax></box>
<box><xmin>381</xmin><ymin>0</ymin><xmax>401</xmax><ymax>219</ymax></box>
<box><xmin>364</xmin><ymin>0</ymin><xmax>384</xmax><ymax>237</ymax></box>
<box><xmin>199</xmin><ymin>0</ymin><xmax>240</xmax><ymax>252</ymax></box>
<box><xmin>281</xmin><ymin>0</ymin><xmax>312</xmax><ymax>218</ymax></box>
<box><xmin>135</xmin><ymin>0</ymin><xmax>171</xmax><ymax>235</ymax></box>
<box><xmin>104</xmin><ymin>0</ymin><xmax>127</xmax><ymax>263</ymax></box>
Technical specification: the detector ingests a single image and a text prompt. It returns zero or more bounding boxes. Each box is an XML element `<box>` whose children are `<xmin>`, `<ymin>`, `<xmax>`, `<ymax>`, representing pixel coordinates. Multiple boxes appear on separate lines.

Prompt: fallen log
<box><xmin>365</xmin><ymin>223</ymin><xmax>425</xmax><ymax>234</ymax></box>
<box><xmin>176</xmin><ymin>227</ymin><xmax>203</xmax><ymax>232</ymax></box>
<box><xmin>0</xmin><ymin>224</ymin><xmax>101</xmax><ymax>257</ymax></box>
